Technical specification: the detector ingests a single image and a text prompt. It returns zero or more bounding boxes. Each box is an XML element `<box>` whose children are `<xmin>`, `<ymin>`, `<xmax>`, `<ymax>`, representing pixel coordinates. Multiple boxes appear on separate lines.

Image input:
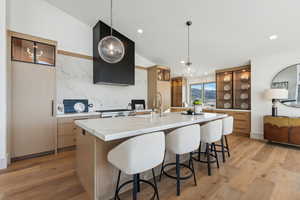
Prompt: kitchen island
<box><xmin>75</xmin><ymin>112</ymin><xmax>227</xmax><ymax>200</ymax></box>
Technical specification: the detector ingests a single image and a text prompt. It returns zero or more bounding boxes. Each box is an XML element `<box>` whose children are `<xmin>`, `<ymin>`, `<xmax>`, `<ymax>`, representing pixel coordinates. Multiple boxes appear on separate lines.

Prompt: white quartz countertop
<box><xmin>75</xmin><ymin>112</ymin><xmax>227</xmax><ymax>141</ymax></box>
<box><xmin>56</xmin><ymin>112</ymin><xmax>101</xmax><ymax>118</ymax></box>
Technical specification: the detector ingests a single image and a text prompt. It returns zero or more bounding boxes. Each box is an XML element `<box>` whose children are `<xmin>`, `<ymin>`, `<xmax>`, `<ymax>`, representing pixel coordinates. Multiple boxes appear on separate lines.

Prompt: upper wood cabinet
<box><xmin>12</xmin><ymin>37</ymin><xmax>56</xmax><ymax>66</ymax></box>
<box><xmin>216</xmin><ymin>65</ymin><xmax>251</xmax><ymax>110</ymax></box>
<box><xmin>147</xmin><ymin>66</ymin><xmax>171</xmax><ymax>110</ymax></box>
<box><xmin>171</xmin><ymin>77</ymin><xmax>187</xmax><ymax>107</ymax></box>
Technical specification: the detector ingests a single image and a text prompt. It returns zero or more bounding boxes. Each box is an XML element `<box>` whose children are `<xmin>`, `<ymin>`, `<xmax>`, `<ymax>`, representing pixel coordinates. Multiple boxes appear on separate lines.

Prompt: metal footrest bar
<box><xmin>161</xmin><ymin>163</ymin><xmax>194</xmax><ymax>181</ymax></box>
<box><xmin>191</xmin><ymin>151</ymin><xmax>218</xmax><ymax>163</ymax></box>
<box><xmin>116</xmin><ymin>179</ymin><xmax>157</xmax><ymax>200</ymax></box>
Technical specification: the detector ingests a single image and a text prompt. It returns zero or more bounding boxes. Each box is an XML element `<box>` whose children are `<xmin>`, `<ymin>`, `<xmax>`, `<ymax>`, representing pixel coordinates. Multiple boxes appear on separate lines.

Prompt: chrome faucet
<box><xmin>153</xmin><ymin>92</ymin><xmax>163</xmax><ymax>116</ymax></box>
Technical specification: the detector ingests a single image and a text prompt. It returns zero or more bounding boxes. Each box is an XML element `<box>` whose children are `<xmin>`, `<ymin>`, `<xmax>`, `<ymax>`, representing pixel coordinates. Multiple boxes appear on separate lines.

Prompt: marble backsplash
<box><xmin>56</xmin><ymin>54</ymin><xmax>148</xmax><ymax>111</ymax></box>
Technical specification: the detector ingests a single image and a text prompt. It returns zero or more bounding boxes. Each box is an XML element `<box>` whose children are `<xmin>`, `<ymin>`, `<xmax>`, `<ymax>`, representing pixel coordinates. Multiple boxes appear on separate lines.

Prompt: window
<box><xmin>190</xmin><ymin>82</ymin><xmax>216</xmax><ymax>106</ymax></box>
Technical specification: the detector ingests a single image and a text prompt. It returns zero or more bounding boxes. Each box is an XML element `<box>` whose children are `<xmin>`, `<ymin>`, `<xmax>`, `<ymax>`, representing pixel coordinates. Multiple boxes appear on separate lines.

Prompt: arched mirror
<box><xmin>271</xmin><ymin>64</ymin><xmax>300</xmax><ymax>107</ymax></box>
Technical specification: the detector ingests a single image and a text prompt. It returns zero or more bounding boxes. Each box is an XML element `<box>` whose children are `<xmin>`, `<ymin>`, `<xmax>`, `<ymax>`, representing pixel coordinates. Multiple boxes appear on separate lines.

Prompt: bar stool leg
<box><xmin>190</xmin><ymin>153</ymin><xmax>197</xmax><ymax>186</ymax></box>
<box><xmin>137</xmin><ymin>174</ymin><xmax>140</xmax><ymax>193</ymax></box>
<box><xmin>159</xmin><ymin>152</ymin><xmax>166</xmax><ymax>182</ymax></box>
<box><xmin>176</xmin><ymin>154</ymin><xmax>180</xmax><ymax>196</ymax></box>
<box><xmin>152</xmin><ymin>169</ymin><xmax>160</xmax><ymax>200</ymax></box>
<box><xmin>114</xmin><ymin>170</ymin><xmax>121</xmax><ymax>200</ymax></box>
<box><xmin>133</xmin><ymin>174</ymin><xmax>138</xmax><ymax>200</ymax></box>
<box><xmin>198</xmin><ymin>142</ymin><xmax>202</xmax><ymax>161</ymax></box>
<box><xmin>221</xmin><ymin>135</ymin><xmax>226</xmax><ymax>162</ymax></box>
<box><xmin>213</xmin><ymin>143</ymin><xmax>220</xmax><ymax>168</ymax></box>
<box><xmin>206</xmin><ymin>143</ymin><xmax>211</xmax><ymax>176</ymax></box>
<box><xmin>225</xmin><ymin>136</ymin><xmax>230</xmax><ymax>157</ymax></box>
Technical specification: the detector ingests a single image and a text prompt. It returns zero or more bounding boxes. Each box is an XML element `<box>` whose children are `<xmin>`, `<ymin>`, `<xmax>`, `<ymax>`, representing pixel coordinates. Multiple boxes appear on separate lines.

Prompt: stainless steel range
<box><xmin>96</xmin><ymin>109</ymin><xmax>133</xmax><ymax>118</ymax></box>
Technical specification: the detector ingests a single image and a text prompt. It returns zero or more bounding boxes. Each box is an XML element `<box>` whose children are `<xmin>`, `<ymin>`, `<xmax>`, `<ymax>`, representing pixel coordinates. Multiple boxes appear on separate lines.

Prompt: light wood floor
<box><xmin>1</xmin><ymin>135</ymin><xmax>300</xmax><ymax>200</ymax></box>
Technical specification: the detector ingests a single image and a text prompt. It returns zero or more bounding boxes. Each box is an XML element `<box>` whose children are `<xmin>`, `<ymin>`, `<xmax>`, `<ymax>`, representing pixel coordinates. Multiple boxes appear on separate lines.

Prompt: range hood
<box><xmin>93</xmin><ymin>20</ymin><xmax>135</xmax><ymax>85</ymax></box>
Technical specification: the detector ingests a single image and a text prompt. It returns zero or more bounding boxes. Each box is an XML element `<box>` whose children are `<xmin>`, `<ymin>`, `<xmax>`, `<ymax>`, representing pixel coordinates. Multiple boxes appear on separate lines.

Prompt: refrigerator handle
<box><xmin>51</xmin><ymin>100</ymin><xmax>54</xmax><ymax>117</ymax></box>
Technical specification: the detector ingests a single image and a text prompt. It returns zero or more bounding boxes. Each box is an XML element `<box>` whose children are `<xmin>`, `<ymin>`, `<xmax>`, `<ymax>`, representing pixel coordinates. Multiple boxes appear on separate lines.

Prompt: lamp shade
<box><xmin>265</xmin><ymin>89</ymin><xmax>288</xmax><ymax>100</ymax></box>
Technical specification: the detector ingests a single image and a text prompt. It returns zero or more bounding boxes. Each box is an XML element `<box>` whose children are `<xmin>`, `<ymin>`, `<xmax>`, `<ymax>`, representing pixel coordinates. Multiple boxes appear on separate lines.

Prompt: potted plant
<box><xmin>193</xmin><ymin>99</ymin><xmax>203</xmax><ymax>114</ymax></box>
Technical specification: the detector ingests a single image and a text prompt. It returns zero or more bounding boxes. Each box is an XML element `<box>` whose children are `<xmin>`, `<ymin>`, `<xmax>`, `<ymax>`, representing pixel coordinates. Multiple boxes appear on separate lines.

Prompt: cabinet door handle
<box><xmin>51</xmin><ymin>100</ymin><xmax>54</xmax><ymax>117</ymax></box>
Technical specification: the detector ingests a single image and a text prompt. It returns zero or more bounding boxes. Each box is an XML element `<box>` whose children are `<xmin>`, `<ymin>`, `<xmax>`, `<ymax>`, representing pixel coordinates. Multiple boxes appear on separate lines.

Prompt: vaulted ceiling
<box><xmin>45</xmin><ymin>0</ymin><xmax>300</xmax><ymax>75</ymax></box>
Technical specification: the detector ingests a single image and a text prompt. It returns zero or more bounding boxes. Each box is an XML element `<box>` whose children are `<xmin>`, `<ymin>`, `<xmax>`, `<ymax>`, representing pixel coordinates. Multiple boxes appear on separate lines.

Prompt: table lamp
<box><xmin>265</xmin><ymin>89</ymin><xmax>288</xmax><ymax>116</ymax></box>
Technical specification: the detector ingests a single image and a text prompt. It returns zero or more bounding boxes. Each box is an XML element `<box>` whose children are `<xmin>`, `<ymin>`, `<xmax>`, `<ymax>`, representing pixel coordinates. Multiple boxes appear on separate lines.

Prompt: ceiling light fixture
<box><xmin>137</xmin><ymin>29</ymin><xmax>143</xmax><ymax>34</ymax></box>
<box><xmin>269</xmin><ymin>34</ymin><xmax>278</xmax><ymax>40</ymax></box>
<box><xmin>98</xmin><ymin>0</ymin><xmax>125</xmax><ymax>63</ymax></box>
<box><xmin>183</xmin><ymin>20</ymin><xmax>195</xmax><ymax>77</ymax></box>
<box><xmin>180</xmin><ymin>60</ymin><xmax>185</xmax><ymax>64</ymax></box>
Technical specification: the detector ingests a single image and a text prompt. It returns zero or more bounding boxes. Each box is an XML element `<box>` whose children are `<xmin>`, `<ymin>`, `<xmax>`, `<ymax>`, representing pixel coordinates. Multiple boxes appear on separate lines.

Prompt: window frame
<box><xmin>189</xmin><ymin>81</ymin><xmax>216</xmax><ymax>105</ymax></box>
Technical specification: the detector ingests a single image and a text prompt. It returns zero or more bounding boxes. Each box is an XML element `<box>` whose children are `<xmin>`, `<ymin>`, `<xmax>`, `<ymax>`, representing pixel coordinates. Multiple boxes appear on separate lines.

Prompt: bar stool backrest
<box><xmin>200</xmin><ymin>119</ymin><xmax>223</xmax><ymax>143</ymax></box>
<box><xmin>223</xmin><ymin>116</ymin><xmax>234</xmax><ymax>136</ymax></box>
<box><xmin>107</xmin><ymin>132</ymin><xmax>165</xmax><ymax>175</ymax></box>
<box><xmin>166</xmin><ymin>124</ymin><xmax>200</xmax><ymax>155</ymax></box>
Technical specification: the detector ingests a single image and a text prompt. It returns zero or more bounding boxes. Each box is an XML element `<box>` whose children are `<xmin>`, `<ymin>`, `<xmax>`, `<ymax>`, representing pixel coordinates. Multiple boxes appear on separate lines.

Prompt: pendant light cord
<box><xmin>110</xmin><ymin>0</ymin><xmax>113</xmax><ymax>36</ymax></box>
<box><xmin>186</xmin><ymin>21</ymin><xmax>192</xmax><ymax>66</ymax></box>
<box><xmin>187</xmin><ymin>23</ymin><xmax>190</xmax><ymax>64</ymax></box>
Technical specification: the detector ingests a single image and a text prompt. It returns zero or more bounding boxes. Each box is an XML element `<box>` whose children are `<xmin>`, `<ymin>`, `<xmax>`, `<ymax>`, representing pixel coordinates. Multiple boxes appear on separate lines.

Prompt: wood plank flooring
<box><xmin>1</xmin><ymin>135</ymin><xmax>300</xmax><ymax>200</ymax></box>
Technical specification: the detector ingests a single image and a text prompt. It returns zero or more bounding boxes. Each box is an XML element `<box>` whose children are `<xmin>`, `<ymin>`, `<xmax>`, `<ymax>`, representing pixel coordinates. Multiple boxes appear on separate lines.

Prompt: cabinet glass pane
<box><xmin>216</xmin><ymin>72</ymin><xmax>233</xmax><ymax>109</ymax></box>
<box><xmin>12</xmin><ymin>37</ymin><xmax>35</xmax><ymax>63</ymax></box>
<box><xmin>233</xmin><ymin>69</ymin><xmax>251</xmax><ymax>109</ymax></box>
<box><xmin>35</xmin><ymin>42</ymin><xmax>55</xmax><ymax>66</ymax></box>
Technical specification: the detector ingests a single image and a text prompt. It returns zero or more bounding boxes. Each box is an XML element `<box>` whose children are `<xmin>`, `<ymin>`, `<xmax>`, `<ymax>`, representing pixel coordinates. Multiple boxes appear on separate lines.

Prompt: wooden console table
<box><xmin>264</xmin><ymin>115</ymin><xmax>300</xmax><ymax>145</ymax></box>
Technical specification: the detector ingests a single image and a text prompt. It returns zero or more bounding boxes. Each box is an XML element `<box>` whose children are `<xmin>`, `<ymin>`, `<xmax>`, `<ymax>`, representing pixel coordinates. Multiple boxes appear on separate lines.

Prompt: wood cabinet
<box><xmin>12</xmin><ymin>37</ymin><xmax>56</xmax><ymax>66</ymax></box>
<box><xmin>9</xmin><ymin>32</ymin><xmax>58</xmax><ymax>160</ymax></box>
<box><xmin>264</xmin><ymin>116</ymin><xmax>300</xmax><ymax>145</ymax></box>
<box><xmin>147</xmin><ymin>66</ymin><xmax>171</xmax><ymax>111</ymax></box>
<box><xmin>216</xmin><ymin>65</ymin><xmax>251</xmax><ymax>110</ymax></box>
<box><xmin>56</xmin><ymin>115</ymin><xmax>99</xmax><ymax>150</ymax></box>
<box><xmin>171</xmin><ymin>77</ymin><xmax>187</xmax><ymax>107</ymax></box>
<box><xmin>204</xmin><ymin>109</ymin><xmax>251</xmax><ymax>136</ymax></box>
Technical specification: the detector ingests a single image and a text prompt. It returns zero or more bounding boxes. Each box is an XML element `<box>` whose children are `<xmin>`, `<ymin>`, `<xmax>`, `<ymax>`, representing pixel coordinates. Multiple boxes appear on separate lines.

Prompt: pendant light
<box><xmin>98</xmin><ymin>0</ymin><xmax>125</xmax><ymax>63</ymax></box>
<box><xmin>183</xmin><ymin>20</ymin><xmax>194</xmax><ymax>77</ymax></box>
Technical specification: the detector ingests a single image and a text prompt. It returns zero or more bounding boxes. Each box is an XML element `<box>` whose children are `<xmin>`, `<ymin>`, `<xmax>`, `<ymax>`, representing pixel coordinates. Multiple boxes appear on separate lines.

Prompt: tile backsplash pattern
<box><xmin>56</xmin><ymin>54</ymin><xmax>148</xmax><ymax>110</ymax></box>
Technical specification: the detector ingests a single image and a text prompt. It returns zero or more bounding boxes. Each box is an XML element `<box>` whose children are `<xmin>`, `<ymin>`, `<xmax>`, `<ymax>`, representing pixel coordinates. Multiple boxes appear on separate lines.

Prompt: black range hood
<box><xmin>93</xmin><ymin>20</ymin><xmax>135</xmax><ymax>85</ymax></box>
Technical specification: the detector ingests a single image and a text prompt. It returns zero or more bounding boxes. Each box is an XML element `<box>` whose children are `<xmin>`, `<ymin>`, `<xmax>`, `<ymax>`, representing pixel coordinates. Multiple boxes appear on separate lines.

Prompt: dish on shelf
<box><xmin>223</xmin><ymin>75</ymin><xmax>231</xmax><ymax>82</ymax></box>
<box><xmin>240</xmin><ymin>73</ymin><xmax>250</xmax><ymax>81</ymax></box>
<box><xmin>240</xmin><ymin>93</ymin><xmax>249</xmax><ymax>99</ymax></box>
<box><xmin>224</xmin><ymin>93</ymin><xmax>231</xmax><ymax>100</ymax></box>
<box><xmin>241</xmin><ymin>103</ymin><xmax>249</xmax><ymax>109</ymax></box>
<box><xmin>241</xmin><ymin>83</ymin><xmax>250</xmax><ymax>90</ymax></box>
<box><xmin>224</xmin><ymin>102</ymin><xmax>231</xmax><ymax>109</ymax></box>
<box><xmin>224</xmin><ymin>84</ymin><xmax>231</xmax><ymax>91</ymax></box>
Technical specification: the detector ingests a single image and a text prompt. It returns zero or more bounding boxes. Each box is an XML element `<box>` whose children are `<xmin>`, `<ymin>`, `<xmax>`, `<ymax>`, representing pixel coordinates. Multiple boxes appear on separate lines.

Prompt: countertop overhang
<box><xmin>75</xmin><ymin>112</ymin><xmax>227</xmax><ymax>141</ymax></box>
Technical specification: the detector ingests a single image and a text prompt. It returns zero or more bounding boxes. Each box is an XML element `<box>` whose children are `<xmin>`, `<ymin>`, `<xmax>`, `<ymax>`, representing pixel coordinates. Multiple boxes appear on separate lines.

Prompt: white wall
<box><xmin>251</xmin><ymin>51</ymin><xmax>300</xmax><ymax>139</ymax></box>
<box><xmin>0</xmin><ymin>0</ymin><xmax>7</xmax><ymax>169</ymax></box>
<box><xmin>7</xmin><ymin>0</ymin><xmax>92</xmax><ymax>56</ymax></box>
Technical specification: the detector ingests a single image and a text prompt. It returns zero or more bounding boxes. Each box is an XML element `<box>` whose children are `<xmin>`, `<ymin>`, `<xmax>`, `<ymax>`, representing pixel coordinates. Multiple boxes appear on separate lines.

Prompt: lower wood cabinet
<box><xmin>264</xmin><ymin>116</ymin><xmax>300</xmax><ymax>145</ymax></box>
<box><xmin>56</xmin><ymin>115</ymin><xmax>99</xmax><ymax>150</ymax></box>
<box><xmin>170</xmin><ymin>107</ymin><xmax>251</xmax><ymax>136</ymax></box>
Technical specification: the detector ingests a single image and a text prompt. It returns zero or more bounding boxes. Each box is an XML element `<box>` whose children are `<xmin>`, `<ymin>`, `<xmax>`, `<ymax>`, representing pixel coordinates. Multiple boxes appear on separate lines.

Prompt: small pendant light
<box><xmin>183</xmin><ymin>20</ymin><xmax>194</xmax><ymax>76</ymax></box>
<box><xmin>98</xmin><ymin>0</ymin><xmax>125</xmax><ymax>63</ymax></box>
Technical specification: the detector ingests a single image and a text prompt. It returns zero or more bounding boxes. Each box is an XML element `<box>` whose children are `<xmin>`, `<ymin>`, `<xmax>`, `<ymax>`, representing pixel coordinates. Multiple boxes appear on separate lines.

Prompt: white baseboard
<box><xmin>250</xmin><ymin>132</ymin><xmax>265</xmax><ymax>141</ymax></box>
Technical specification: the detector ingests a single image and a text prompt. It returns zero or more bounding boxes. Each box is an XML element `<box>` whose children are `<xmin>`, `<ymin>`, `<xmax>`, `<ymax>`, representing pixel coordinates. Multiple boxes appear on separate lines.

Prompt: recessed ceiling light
<box><xmin>269</xmin><ymin>34</ymin><xmax>278</xmax><ymax>40</ymax></box>
<box><xmin>180</xmin><ymin>60</ymin><xmax>185</xmax><ymax>64</ymax></box>
<box><xmin>137</xmin><ymin>29</ymin><xmax>143</xmax><ymax>34</ymax></box>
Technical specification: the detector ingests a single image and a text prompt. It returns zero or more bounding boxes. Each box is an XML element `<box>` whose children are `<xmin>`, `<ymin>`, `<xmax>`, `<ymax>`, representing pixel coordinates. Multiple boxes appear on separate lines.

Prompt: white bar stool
<box><xmin>108</xmin><ymin>132</ymin><xmax>165</xmax><ymax>200</ymax></box>
<box><xmin>193</xmin><ymin>119</ymin><xmax>223</xmax><ymax>176</ymax></box>
<box><xmin>159</xmin><ymin>124</ymin><xmax>200</xmax><ymax>196</ymax></box>
<box><xmin>220</xmin><ymin>116</ymin><xmax>234</xmax><ymax>162</ymax></box>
